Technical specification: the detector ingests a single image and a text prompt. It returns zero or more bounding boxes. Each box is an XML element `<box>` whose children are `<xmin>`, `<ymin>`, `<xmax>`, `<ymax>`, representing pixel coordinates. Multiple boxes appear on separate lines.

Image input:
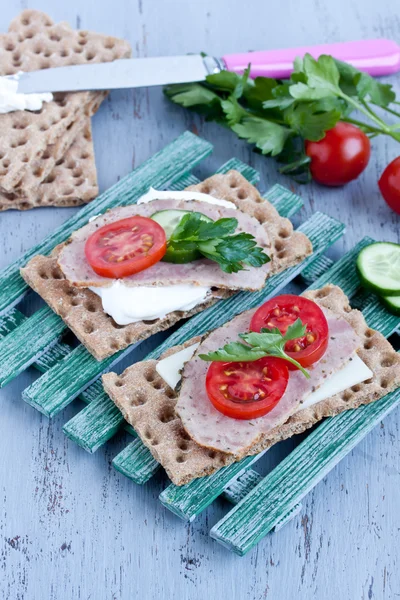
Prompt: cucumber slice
<box><xmin>151</xmin><ymin>209</ymin><xmax>213</xmax><ymax>264</ymax></box>
<box><xmin>163</xmin><ymin>242</ymin><xmax>200</xmax><ymax>264</ymax></box>
<box><xmin>381</xmin><ymin>294</ymin><xmax>400</xmax><ymax>315</ymax></box>
<box><xmin>356</xmin><ymin>242</ymin><xmax>400</xmax><ymax>296</ymax></box>
<box><xmin>151</xmin><ymin>209</ymin><xmax>191</xmax><ymax>240</ymax></box>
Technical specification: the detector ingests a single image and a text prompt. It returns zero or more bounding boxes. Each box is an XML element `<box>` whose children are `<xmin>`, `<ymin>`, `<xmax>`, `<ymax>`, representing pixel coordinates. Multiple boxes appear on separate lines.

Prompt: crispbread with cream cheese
<box><xmin>20</xmin><ymin>171</ymin><xmax>312</xmax><ymax>359</ymax></box>
<box><xmin>102</xmin><ymin>285</ymin><xmax>400</xmax><ymax>486</ymax></box>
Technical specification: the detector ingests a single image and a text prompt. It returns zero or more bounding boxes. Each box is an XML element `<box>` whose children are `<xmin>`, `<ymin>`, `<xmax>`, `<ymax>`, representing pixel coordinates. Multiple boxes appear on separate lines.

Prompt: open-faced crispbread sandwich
<box><xmin>20</xmin><ymin>170</ymin><xmax>312</xmax><ymax>360</ymax></box>
<box><xmin>102</xmin><ymin>284</ymin><xmax>400</xmax><ymax>486</ymax></box>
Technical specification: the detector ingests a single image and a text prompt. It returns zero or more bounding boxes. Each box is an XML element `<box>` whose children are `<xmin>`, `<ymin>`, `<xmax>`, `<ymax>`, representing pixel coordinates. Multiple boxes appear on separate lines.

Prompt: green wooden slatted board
<box><xmin>0</xmin><ymin>132</ymin><xmax>393</xmax><ymax>555</ymax></box>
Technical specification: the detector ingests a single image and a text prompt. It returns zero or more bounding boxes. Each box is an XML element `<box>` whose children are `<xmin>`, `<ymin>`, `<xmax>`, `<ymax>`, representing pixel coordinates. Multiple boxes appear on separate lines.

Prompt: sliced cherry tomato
<box><xmin>205</xmin><ymin>357</ymin><xmax>289</xmax><ymax>420</ymax></box>
<box><xmin>378</xmin><ymin>156</ymin><xmax>400</xmax><ymax>214</ymax></box>
<box><xmin>305</xmin><ymin>122</ymin><xmax>370</xmax><ymax>186</ymax></box>
<box><xmin>250</xmin><ymin>295</ymin><xmax>329</xmax><ymax>369</ymax></box>
<box><xmin>85</xmin><ymin>216</ymin><xmax>167</xmax><ymax>278</ymax></box>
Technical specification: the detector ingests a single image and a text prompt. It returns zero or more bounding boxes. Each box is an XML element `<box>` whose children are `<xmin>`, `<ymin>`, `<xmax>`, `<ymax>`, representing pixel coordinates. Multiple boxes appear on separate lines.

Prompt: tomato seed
<box><xmin>293</xmin><ymin>343</ymin><xmax>301</xmax><ymax>352</ymax></box>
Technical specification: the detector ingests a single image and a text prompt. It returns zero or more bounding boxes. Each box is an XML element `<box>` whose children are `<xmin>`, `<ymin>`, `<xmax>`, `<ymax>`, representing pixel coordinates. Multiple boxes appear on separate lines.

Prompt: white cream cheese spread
<box><xmin>90</xmin><ymin>281</ymin><xmax>210</xmax><ymax>326</ymax></box>
<box><xmin>91</xmin><ymin>188</ymin><xmax>236</xmax><ymax>325</ymax></box>
<box><xmin>137</xmin><ymin>187</ymin><xmax>237</xmax><ymax>210</ymax></box>
<box><xmin>0</xmin><ymin>74</ymin><xmax>53</xmax><ymax>114</ymax></box>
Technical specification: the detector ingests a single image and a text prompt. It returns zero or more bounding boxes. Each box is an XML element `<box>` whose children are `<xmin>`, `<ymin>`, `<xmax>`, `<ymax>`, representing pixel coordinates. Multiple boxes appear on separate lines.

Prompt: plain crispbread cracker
<box><xmin>0</xmin><ymin>118</ymin><xmax>98</xmax><ymax>211</ymax></box>
<box><xmin>0</xmin><ymin>10</ymin><xmax>131</xmax><ymax>208</ymax></box>
<box><xmin>20</xmin><ymin>171</ymin><xmax>312</xmax><ymax>360</ymax></box>
<box><xmin>103</xmin><ymin>285</ymin><xmax>400</xmax><ymax>486</ymax></box>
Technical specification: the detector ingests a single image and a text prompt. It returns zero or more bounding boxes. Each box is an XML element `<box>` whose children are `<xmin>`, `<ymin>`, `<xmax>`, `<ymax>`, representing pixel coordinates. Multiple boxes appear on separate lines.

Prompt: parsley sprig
<box><xmin>199</xmin><ymin>318</ymin><xmax>310</xmax><ymax>378</ymax></box>
<box><xmin>169</xmin><ymin>212</ymin><xmax>270</xmax><ymax>273</ymax></box>
<box><xmin>165</xmin><ymin>54</ymin><xmax>400</xmax><ymax>182</ymax></box>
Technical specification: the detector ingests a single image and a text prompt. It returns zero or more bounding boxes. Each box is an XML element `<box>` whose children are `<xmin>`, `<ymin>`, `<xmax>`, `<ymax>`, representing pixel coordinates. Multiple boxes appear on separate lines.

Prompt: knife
<box><xmin>16</xmin><ymin>39</ymin><xmax>400</xmax><ymax>95</ymax></box>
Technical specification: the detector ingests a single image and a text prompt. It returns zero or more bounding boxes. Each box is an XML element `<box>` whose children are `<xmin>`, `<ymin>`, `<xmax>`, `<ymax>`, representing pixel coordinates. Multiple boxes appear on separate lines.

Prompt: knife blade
<box><xmin>16</xmin><ymin>39</ymin><xmax>400</xmax><ymax>95</ymax></box>
<box><xmin>16</xmin><ymin>55</ymin><xmax>214</xmax><ymax>94</ymax></box>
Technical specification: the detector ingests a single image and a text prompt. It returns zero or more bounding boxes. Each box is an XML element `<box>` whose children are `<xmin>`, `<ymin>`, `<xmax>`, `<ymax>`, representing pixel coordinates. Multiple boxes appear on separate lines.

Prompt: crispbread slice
<box><xmin>102</xmin><ymin>284</ymin><xmax>400</xmax><ymax>486</ymax></box>
<box><xmin>20</xmin><ymin>171</ymin><xmax>312</xmax><ymax>360</ymax></box>
<box><xmin>7</xmin><ymin>91</ymin><xmax>107</xmax><ymax>202</ymax></box>
<box><xmin>0</xmin><ymin>10</ymin><xmax>131</xmax><ymax>199</ymax></box>
<box><xmin>0</xmin><ymin>118</ymin><xmax>98</xmax><ymax>211</ymax></box>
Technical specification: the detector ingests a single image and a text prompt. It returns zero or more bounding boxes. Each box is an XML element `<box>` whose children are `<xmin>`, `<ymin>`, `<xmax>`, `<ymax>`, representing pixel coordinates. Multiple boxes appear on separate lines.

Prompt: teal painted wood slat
<box><xmin>0</xmin><ymin>307</ymin><xmax>67</xmax><ymax>388</ymax></box>
<box><xmin>22</xmin><ymin>343</ymin><xmax>135</xmax><ymax>417</ymax></box>
<box><xmin>0</xmin><ymin>299</ymin><xmax>74</xmax><ymax>376</ymax></box>
<box><xmin>222</xmin><ymin>469</ymin><xmax>263</xmax><ymax>504</ymax></box>
<box><xmin>301</xmin><ymin>254</ymin><xmax>334</xmax><ymax>287</ymax></box>
<box><xmin>157</xmin><ymin>237</ymin><xmax>370</xmax><ymax>521</ymax></box>
<box><xmin>0</xmin><ymin>308</ymin><xmax>26</xmax><ymax>337</ymax></box>
<box><xmin>62</xmin><ymin>390</ymin><xmax>124</xmax><ymax>453</ymax></box>
<box><xmin>112</xmin><ymin>438</ymin><xmax>161</xmax><ymax>485</ymax></box>
<box><xmin>0</xmin><ymin>132</ymin><xmax>212</xmax><ymax>315</ymax></box>
<box><xmin>263</xmin><ymin>184</ymin><xmax>303</xmax><ymax>217</ymax></box>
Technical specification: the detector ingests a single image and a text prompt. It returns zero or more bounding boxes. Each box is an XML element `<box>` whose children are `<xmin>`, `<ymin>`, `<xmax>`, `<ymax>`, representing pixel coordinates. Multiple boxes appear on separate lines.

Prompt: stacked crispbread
<box><xmin>102</xmin><ymin>285</ymin><xmax>400</xmax><ymax>486</ymax></box>
<box><xmin>0</xmin><ymin>10</ymin><xmax>131</xmax><ymax>210</ymax></box>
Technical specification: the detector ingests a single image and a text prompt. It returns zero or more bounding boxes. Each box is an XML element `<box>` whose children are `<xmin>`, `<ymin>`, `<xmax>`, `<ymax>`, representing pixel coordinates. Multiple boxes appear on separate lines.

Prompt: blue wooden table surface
<box><xmin>0</xmin><ymin>1</ymin><xmax>399</xmax><ymax>598</ymax></box>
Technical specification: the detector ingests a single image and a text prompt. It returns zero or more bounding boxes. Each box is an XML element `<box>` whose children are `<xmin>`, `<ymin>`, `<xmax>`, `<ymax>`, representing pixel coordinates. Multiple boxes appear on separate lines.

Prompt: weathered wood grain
<box><xmin>1</xmin><ymin>0</ymin><xmax>400</xmax><ymax>598</ymax></box>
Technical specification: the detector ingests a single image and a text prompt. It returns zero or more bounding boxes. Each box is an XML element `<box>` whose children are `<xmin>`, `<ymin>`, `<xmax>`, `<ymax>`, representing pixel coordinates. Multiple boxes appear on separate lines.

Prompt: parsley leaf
<box><xmin>290</xmin><ymin>54</ymin><xmax>341</xmax><ymax>100</ymax></box>
<box><xmin>232</xmin><ymin>116</ymin><xmax>292</xmax><ymax>156</ymax></box>
<box><xmin>169</xmin><ymin>212</ymin><xmax>270</xmax><ymax>273</ymax></box>
<box><xmin>334</xmin><ymin>59</ymin><xmax>395</xmax><ymax>107</ymax></box>
<box><xmin>200</xmin><ymin>317</ymin><xmax>310</xmax><ymax>378</ymax></box>
<box><xmin>221</xmin><ymin>97</ymin><xmax>248</xmax><ymax>126</ymax></box>
<box><xmin>284</xmin><ymin>102</ymin><xmax>341</xmax><ymax>141</ymax></box>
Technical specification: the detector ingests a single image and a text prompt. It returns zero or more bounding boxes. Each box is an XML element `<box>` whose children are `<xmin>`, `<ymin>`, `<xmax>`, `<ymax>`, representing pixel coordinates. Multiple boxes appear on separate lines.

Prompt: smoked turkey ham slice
<box><xmin>57</xmin><ymin>199</ymin><xmax>271</xmax><ymax>290</ymax></box>
<box><xmin>175</xmin><ymin>307</ymin><xmax>361</xmax><ymax>458</ymax></box>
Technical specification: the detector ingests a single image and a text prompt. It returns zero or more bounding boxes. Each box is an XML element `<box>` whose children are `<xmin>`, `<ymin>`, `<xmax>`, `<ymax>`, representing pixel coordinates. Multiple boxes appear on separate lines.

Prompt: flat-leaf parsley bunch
<box><xmin>165</xmin><ymin>54</ymin><xmax>400</xmax><ymax>182</ymax></box>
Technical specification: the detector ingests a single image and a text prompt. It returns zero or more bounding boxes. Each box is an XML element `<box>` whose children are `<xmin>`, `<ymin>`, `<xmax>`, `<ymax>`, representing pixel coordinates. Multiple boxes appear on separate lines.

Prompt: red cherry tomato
<box><xmin>305</xmin><ymin>122</ymin><xmax>371</xmax><ymax>186</ymax></box>
<box><xmin>378</xmin><ymin>156</ymin><xmax>400</xmax><ymax>214</ymax></box>
<box><xmin>250</xmin><ymin>295</ymin><xmax>329</xmax><ymax>369</ymax></box>
<box><xmin>205</xmin><ymin>357</ymin><xmax>289</xmax><ymax>420</ymax></box>
<box><xmin>85</xmin><ymin>216</ymin><xmax>167</xmax><ymax>278</ymax></box>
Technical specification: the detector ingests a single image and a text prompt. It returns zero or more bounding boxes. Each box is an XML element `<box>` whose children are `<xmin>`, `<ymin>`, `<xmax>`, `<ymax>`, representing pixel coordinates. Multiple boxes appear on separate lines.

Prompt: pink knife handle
<box><xmin>222</xmin><ymin>39</ymin><xmax>400</xmax><ymax>78</ymax></box>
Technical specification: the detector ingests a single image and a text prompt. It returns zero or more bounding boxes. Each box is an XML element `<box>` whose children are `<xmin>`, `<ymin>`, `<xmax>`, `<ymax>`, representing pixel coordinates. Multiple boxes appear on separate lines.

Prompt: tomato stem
<box><xmin>342</xmin><ymin>117</ymin><xmax>382</xmax><ymax>135</ymax></box>
<box><xmin>339</xmin><ymin>93</ymin><xmax>400</xmax><ymax>142</ymax></box>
